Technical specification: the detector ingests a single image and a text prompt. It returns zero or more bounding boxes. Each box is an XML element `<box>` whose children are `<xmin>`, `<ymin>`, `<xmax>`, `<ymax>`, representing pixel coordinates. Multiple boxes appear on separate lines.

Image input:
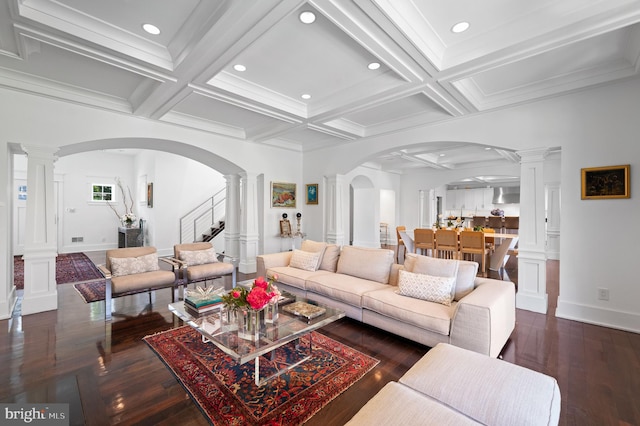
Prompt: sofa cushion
<box><xmin>289</xmin><ymin>249</ymin><xmax>322</xmax><ymax>271</ymax></box>
<box><xmin>110</xmin><ymin>253</ymin><xmax>160</xmax><ymax>277</ymax></box>
<box><xmin>397</xmin><ymin>269</ymin><xmax>455</xmax><ymax>306</ymax></box>
<box><xmin>179</xmin><ymin>247</ymin><xmax>218</xmax><ymax>266</ymax></box>
<box><xmin>362</xmin><ymin>286</ymin><xmax>455</xmax><ymax>335</ymax></box>
<box><xmin>345</xmin><ymin>382</ymin><xmax>481</xmax><ymax>426</ymax></box>
<box><xmin>306</xmin><ymin>273</ymin><xmax>389</xmax><ymax>307</ymax></box>
<box><xmin>268</xmin><ymin>266</ymin><xmax>332</xmax><ymax>291</ymax></box>
<box><xmin>319</xmin><ymin>244</ymin><xmax>341</xmax><ymax>272</ymax></box>
<box><xmin>336</xmin><ymin>246</ymin><xmax>393</xmax><ymax>284</ymax></box>
<box><xmin>399</xmin><ymin>343</ymin><xmax>561</xmax><ymax>426</ymax></box>
<box><xmin>300</xmin><ymin>240</ymin><xmax>327</xmax><ymax>268</ymax></box>
<box><xmin>404</xmin><ymin>254</ymin><xmax>478</xmax><ymax>301</ymax></box>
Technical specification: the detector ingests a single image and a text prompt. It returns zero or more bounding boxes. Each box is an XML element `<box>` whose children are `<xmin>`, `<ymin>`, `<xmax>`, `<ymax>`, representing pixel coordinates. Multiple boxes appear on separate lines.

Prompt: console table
<box><xmin>118</xmin><ymin>227</ymin><xmax>142</xmax><ymax>248</ymax></box>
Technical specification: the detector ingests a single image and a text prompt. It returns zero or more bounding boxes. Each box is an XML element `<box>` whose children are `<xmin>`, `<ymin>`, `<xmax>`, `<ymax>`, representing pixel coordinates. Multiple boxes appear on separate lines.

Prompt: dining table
<box><xmin>402</xmin><ymin>229</ymin><xmax>518</xmax><ymax>272</ymax></box>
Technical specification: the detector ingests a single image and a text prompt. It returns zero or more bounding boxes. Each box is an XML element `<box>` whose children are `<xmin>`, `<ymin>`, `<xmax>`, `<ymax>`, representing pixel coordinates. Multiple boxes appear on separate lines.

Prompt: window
<box><xmin>92</xmin><ymin>184</ymin><xmax>114</xmax><ymax>202</ymax></box>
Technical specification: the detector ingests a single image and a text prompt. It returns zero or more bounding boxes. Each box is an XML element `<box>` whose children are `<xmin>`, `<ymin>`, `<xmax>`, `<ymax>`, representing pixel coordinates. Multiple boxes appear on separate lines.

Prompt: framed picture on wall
<box><xmin>581</xmin><ymin>164</ymin><xmax>630</xmax><ymax>200</ymax></box>
<box><xmin>271</xmin><ymin>182</ymin><xmax>296</xmax><ymax>208</ymax></box>
<box><xmin>147</xmin><ymin>182</ymin><xmax>154</xmax><ymax>207</ymax></box>
<box><xmin>306</xmin><ymin>184</ymin><xmax>318</xmax><ymax>205</ymax></box>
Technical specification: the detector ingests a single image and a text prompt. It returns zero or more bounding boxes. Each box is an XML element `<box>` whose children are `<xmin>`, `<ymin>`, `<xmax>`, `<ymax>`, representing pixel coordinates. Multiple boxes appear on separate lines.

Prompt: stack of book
<box><xmin>184</xmin><ymin>294</ymin><xmax>223</xmax><ymax>316</ymax></box>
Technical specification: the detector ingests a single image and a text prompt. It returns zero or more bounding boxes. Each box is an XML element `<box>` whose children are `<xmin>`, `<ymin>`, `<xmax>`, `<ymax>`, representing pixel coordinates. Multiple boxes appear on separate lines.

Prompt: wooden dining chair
<box><xmin>414</xmin><ymin>228</ymin><xmax>436</xmax><ymax>257</ymax></box>
<box><xmin>435</xmin><ymin>229</ymin><xmax>459</xmax><ymax>260</ymax></box>
<box><xmin>395</xmin><ymin>226</ymin><xmax>406</xmax><ymax>263</ymax></box>
<box><xmin>483</xmin><ymin>228</ymin><xmax>496</xmax><ymax>253</ymax></box>
<box><xmin>472</xmin><ymin>216</ymin><xmax>487</xmax><ymax>229</ymax></box>
<box><xmin>504</xmin><ymin>216</ymin><xmax>519</xmax><ymax>234</ymax></box>
<box><xmin>459</xmin><ymin>230</ymin><xmax>491</xmax><ymax>276</ymax></box>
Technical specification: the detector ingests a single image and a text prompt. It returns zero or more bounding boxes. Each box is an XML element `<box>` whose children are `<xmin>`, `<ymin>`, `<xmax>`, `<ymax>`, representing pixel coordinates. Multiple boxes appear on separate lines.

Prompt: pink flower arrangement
<box><xmin>222</xmin><ymin>275</ymin><xmax>280</xmax><ymax>311</ymax></box>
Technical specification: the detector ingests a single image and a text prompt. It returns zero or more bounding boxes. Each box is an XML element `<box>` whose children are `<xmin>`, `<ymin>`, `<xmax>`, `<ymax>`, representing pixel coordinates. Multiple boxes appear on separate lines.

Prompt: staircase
<box><xmin>180</xmin><ymin>188</ymin><xmax>226</xmax><ymax>243</ymax></box>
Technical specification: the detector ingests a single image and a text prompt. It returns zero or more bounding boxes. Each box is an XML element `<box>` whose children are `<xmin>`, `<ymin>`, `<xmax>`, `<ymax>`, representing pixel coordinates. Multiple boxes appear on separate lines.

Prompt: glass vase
<box><xmin>264</xmin><ymin>301</ymin><xmax>279</xmax><ymax>324</ymax></box>
<box><xmin>237</xmin><ymin>308</ymin><xmax>260</xmax><ymax>341</ymax></box>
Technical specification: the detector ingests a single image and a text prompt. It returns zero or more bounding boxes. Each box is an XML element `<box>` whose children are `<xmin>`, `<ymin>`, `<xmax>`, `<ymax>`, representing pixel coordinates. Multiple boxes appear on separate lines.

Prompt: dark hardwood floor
<box><xmin>1</xmin><ymin>251</ymin><xmax>638</xmax><ymax>425</ymax></box>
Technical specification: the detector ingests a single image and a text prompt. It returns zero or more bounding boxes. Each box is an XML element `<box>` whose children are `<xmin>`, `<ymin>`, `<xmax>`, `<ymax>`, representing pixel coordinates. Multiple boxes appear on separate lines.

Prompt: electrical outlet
<box><xmin>597</xmin><ymin>288</ymin><xmax>609</xmax><ymax>301</ymax></box>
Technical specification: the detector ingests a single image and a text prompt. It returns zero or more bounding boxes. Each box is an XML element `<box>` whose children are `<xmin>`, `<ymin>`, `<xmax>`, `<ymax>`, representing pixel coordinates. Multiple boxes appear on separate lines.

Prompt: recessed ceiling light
<box><xmin>484</xmin><ymin>147</ymin><xmax>491</xmax><ymax>150</ymax></box>
<box><xmin>233</xmin><ymin>64</ymin><xmax>246</xmax><ymax>72</ymax></box>
<box><xmin>451</xmin><ymin>21</ymin><xmax>470</xmax><ymax>33</ymax></box>
<box><xmin>439</xmin><ymin>153</ymin><xmax>446</xmax><ymax>157</ymax></box>
<box><xmin>299</xmin><ymin>11</ymin><xmax>316</xmax><ymax>24</ymax></box>
<box><xmin>301</xmin><ymin>94</ymin><xmax>312</xmax><ymax>100</ymax></box>
<box><xmin>142</xmin><ymin>23</ymin><xmax>161</xmax><ymax>35</ymax></box>
<box><xmin>368</xmin><ymin>62</ymin><xmax>381</xmax><ymax>70</ymax></box>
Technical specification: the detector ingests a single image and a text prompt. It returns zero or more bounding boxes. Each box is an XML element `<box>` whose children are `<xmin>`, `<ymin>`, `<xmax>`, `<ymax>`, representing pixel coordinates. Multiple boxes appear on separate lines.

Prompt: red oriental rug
<box><xmin>13</xmin><ymin>252</ymin><xmax>103</xmax><ymax>290</ymax></box>
<box><xmin>144</xmin><ymin>326</ymin><xmax>379</xmax><ymax>425</ymax></box>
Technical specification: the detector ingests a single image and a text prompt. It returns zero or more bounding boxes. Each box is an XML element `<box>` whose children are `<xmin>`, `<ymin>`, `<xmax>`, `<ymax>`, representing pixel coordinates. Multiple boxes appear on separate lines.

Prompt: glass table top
<box><xmin>168</xmin><ymin>296</ymin><xmax>345</xmax><ymax>365</ymax></box>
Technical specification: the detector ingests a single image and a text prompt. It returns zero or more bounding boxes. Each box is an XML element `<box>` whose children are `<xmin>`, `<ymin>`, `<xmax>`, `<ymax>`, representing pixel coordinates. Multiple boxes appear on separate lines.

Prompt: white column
<box><xmin>239</xmin><ymin>172</ymin><xmax>259</xmax><ymax>274</ymax></box>
<box><xmin>325</xmin><ymin>175</ymin><xmax>346</xmax><ymax>246</ymax></box>
<box><xmin>516</xmin><ymin>148</ymin><xmax>549</xmax><ymax>314</ymax></box>
<box><xmin>546</xmin><ymin>183</ymin><xmax>561</xmax><ymax>260</ymax></box>
<box><xmin>0</xmin><ymin>144</ymin><xmax>18</xmax><ymax>320</ymax></box>
<box><xmin>224</xmin><ymin>174</ymin><xmax>240</xmax><ymax>259</ymax></box>
<box><xmin>21</xmin><ymin>145</ymin><xmax>59</xmax><ymax>315</ymax></box>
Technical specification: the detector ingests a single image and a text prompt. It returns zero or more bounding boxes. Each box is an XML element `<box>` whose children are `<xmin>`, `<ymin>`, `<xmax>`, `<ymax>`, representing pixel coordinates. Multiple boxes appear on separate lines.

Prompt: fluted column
<box><xmin>21</xmin><ymin>145</ymin><xmax>59</xmax><ymax>315</ymax></box>
<box><xmin>239</xmin><ymin>172</ymin><xmax>259</xmax><ymax>273</ymax></box>
<box><xmin>224</xmin><ymin>174</ymin><xmax>240</xmax><ymax>259</ymax></box>
<box><xmin>516</xmin><ymin>148</ymin><xmax>549</xmax><ymax>314</ymax></box>
<box><xmin>325</xmin><ymin>175</ymin><xmax>346</xmax><ymax>246</ymax></box>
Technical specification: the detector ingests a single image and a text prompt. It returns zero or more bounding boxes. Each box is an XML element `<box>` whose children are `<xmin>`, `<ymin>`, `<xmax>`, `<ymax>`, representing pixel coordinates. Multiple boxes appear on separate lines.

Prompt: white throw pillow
<box><xmin>404</xmin><ymin>254</ymin><xmax>460</xmax><ymax>300</ymax></box>
<box><xmin>179</xmin><ymin>247</ymin><xmax>218</xmax><ymax>266</ymax></box>
<box><xmin>110</xmin><ymin>253</ymin><xmax>160</xmax><ymax>277</ymax></box>
<box><xmin>289</xmin><ymin>249</ymin><xmax>322</xmax><ymax>271</ymax></box>
<box><xmin>397</xmin><ymin>269</ymin><xmax>455</xmax><ymax>306</ymax></box>
<box><xmin>300</xmin><ymin>239</ymin><xmax>327</xmax><ymax>270</ymax></box>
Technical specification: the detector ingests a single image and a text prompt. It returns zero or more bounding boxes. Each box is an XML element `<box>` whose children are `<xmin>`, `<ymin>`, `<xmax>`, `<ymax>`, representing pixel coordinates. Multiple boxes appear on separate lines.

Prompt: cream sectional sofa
<box><xmin>346</xmin><ymin>343</ymin><xmax>561</xmax><ymax>425</ymax></box>
<box><xmin>256</xmin><ymin>241</ymin><xmax>516</xmax><ymax>357</ymax></box>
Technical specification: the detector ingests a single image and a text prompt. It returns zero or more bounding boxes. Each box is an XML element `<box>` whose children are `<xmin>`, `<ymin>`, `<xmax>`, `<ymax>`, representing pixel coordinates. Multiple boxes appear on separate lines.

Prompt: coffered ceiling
<box><xmin>1</xmin><ymin>0</ymin><xmax>639</xmax><ymax>175</ymax></box>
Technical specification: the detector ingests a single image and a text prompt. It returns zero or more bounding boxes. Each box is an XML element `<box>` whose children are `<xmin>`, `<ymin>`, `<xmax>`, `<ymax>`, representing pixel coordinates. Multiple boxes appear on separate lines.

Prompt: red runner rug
<box><xmin>144</xmin><ymin>326</ymin><xmax>378</xmax><ymax>425</ymax></box>
<box><xmin>13</xmin><ymin>252</ymin><xmax>103</xmax><ymax>290</ymax></box>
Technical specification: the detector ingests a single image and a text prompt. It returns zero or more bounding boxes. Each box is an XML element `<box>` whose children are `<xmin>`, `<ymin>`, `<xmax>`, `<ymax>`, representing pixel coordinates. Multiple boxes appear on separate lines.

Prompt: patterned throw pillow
<box><xmin>397</xmin><ymin>269</ymin><xmax>455</xmax><ymax>306</ymax></box>
<box><xmin>179</xmin><ymin>248</ymin><xmax>218</xmax><ymax>266</ymax></box>
<box><xmin>110</xmin><ymin>253</ymin><xmax>160</xmax><ymax>277</ymax></box>
<box><xmin>289</xmin><ymin>249</ymin><xmax>322</xmax><ymax>272</ymax></box>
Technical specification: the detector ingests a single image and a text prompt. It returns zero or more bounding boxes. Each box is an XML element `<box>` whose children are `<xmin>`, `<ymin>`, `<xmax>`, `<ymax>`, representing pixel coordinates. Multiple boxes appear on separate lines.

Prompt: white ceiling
<box><xmin>1</xmin><ymin>0</ymin><xmax>639</xmax><ymax>182</ymax></box>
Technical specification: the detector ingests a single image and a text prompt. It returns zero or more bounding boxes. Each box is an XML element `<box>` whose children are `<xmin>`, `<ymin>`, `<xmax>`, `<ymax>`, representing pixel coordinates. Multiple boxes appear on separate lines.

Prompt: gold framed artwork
<box><xmin>271</xmin><ymin>182</ymin><xmax>296</xmax><ymax>208</ymax></box>
<box><xmin>581</xmin><ymin>164</ymin><xmax>630</xmax><ymax>200</ymax></box>
<box><xmin>306</xmin><ymin>184</ymin><xmax>318</xmax><ymax>205</ymax></box>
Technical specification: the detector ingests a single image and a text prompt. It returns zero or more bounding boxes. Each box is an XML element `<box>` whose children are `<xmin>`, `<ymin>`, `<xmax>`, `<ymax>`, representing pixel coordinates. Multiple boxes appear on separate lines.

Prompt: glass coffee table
<box><xmin>168</xmin><ymin>297</ymin><xmax>345</xmax><ymax>386</ymax></box>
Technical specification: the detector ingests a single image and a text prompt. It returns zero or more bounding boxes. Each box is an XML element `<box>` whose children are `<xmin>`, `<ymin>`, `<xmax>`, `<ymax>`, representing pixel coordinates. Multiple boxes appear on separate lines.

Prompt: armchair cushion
<box><xmin>111</xmin><ymin>270</ymin><xmax>176</xmax><ymax>294</ymax></box>
<box><xmin>186</xmin><ymin>262</ymin><xmax>235</xmax><ymax>282</ymax></box>
<box><xmin>110</xmin><ymin>253</ymin><xmax>160</xmax><ymax>277</ymax></box>
<box><xmin>179</xmin><ymin>247</ymin><xmax>218</xmax><ymax>266</ymax></box>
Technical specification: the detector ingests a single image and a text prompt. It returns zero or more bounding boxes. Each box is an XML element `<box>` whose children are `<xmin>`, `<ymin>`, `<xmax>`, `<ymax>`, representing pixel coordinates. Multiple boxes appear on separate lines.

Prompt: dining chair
<box><xmin>486</xmin><ymin>216</ymin><xmax>504</xmax><ymax>231</ymax></box>
<box><xmin>504</xmin><ymin>216</ymin><xmax>519</xmax><ymax>234</ymax></box>
<box><xmin>398</xmin><ymin>231</ymin><xmax>415</xmax><ymax>261</ymax></box>
<box><xmin>483</xmin><ymin>228</ymin><xmax>496</xmax><ymax>253</ymax></box>
<box><xmin>414</xmin><ymin>228</ymin><xmax>436</xmax><ymax>257</ymax></box>
<box><xmin>395</xmin><ymin>226</ymin><xmax>406</xmax><ymax>263</ymax></box>
<box><xmin>435</xmin><ymin>229</ymin><xmax>459</xmax><ymax>260</ymax></box>
<box><xmin>459</xmin><ymin>230</ymin><xmax>491</xmax><ymax>276</ymax></box>
<box><xmin>472</xmin><ymin>216</ymin><xmax>487</xmax><ymax>229</ymax></box>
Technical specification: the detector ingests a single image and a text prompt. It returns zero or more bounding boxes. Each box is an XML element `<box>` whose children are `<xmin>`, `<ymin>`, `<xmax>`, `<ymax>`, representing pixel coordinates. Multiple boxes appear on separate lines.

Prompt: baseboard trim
<box><xmin>556</xmin><ymin>299</ymin><xmax>640</xmax><ymax>334</ymax></box>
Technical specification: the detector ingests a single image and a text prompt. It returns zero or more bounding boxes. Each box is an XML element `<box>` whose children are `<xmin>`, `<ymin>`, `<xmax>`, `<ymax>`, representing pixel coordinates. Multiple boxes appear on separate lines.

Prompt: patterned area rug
<box><xmin>144</xmin><ymin>326</ymin><xmax>379</xmax><ymax>425</ymax></box>
<box><xmin>73</xmin><ymin>280</ymin><xmax>106</xmax><ymax>303</ymax></box>
<box><xmin>13</xmin><ymin>252</ymin><xmax>103</xmax><ymax>290</ymax></box>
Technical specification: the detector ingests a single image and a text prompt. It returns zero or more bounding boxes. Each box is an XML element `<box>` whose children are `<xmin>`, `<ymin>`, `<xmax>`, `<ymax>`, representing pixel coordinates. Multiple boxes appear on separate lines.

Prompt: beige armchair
<box><xmin>98</xmin><ymin>246</ymin><xmax>181</xmax><ymax>320</ymax></box>
<box><xmin>172</xmin><ymin>242</ymin><xmax>237</xmax><ymax>291</ymax></box>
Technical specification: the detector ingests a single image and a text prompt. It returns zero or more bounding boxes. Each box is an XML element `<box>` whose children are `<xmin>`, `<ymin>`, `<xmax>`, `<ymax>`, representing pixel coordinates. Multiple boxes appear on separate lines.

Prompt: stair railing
<box><xmin>179</xmin><ymin>188</ymin><xmax>226</xmax><ymax>243</ymax></box>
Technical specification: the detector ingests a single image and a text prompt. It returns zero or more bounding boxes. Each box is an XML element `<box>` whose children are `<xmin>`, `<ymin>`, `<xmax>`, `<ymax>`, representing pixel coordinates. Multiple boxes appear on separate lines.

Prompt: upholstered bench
<box><xmin>347</xmin><ymin>343</ymin><xmax>561</xmax><ymax>425</ymax></box>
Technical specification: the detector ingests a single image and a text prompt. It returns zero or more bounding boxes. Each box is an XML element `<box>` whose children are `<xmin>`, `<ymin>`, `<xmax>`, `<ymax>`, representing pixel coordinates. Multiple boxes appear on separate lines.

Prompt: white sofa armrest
<box><xmin>450</xmin><ymin>278</ymin><xmax>515</xmax><ymax>358</ymax></box>
<box><xmin>256</xmin><ymin>251</ymin><xmax>294</xmax><ymax>277</ymax></box>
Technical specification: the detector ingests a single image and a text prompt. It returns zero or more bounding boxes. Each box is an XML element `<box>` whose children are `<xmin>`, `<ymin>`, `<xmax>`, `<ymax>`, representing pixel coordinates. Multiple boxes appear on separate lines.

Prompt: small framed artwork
<box><xmin>306</xmin><ymin>184</ymin><xmax>318</xmax><ymax>205</ymax></box>
<box><xmin>581</xmin><ymin>164</ymin><xmax>630</xmax><ymax>200</ymax></box>
<box><xmin>147</xmin><ymin>182</ymin><xmax>154</xmax><ymax>208</ymax></box>
<box><xmin>279</xmin><ymin>219</ymin><xmax>291</xmax><ymax>237</ymax></box>
<box><xmin>271</xmin><ymin>182</ymin><xmax>296</xmax><ymax>208</ymax></box>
